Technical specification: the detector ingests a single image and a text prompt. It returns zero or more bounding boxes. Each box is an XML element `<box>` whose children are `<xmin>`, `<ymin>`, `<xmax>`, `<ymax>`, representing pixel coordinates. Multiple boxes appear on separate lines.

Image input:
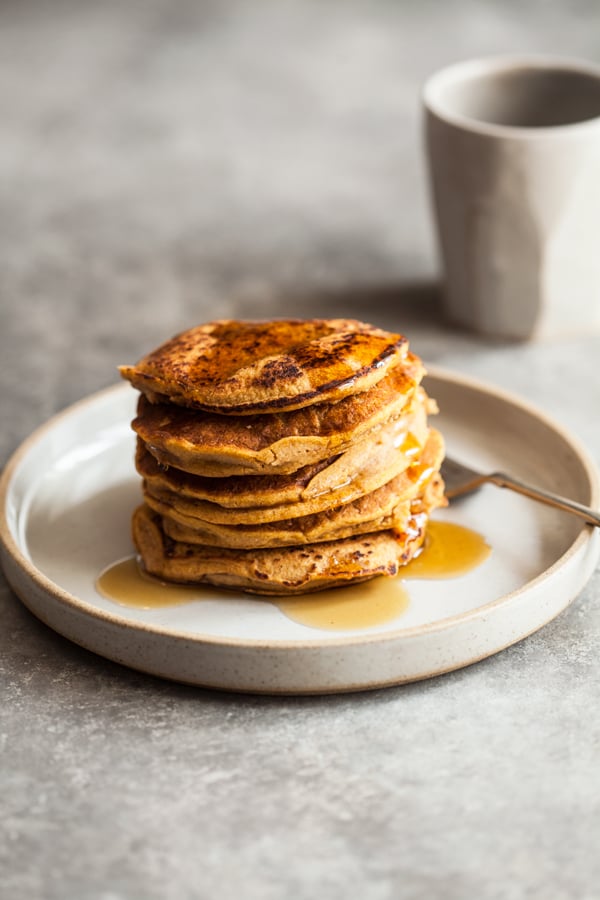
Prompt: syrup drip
<box><xmin>96</xmin><ymin>520</ymin><xmax>491</xmax><ymax>630</ymax></box>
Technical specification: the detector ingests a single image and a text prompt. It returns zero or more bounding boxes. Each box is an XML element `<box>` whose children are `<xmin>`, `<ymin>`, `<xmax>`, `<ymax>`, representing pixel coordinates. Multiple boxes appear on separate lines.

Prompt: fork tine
<box><xmin>441</xmin><ymin>456</ymin><xmax>487</xmax><ymax>498</ymax></box>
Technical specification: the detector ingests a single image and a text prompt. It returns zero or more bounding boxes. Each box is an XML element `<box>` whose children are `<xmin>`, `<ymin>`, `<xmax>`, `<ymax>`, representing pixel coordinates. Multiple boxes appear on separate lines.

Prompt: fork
<box><xmin>441</xmin><ymin>455</ymin><xmax>600</xmax><ymax>527</ymax></box>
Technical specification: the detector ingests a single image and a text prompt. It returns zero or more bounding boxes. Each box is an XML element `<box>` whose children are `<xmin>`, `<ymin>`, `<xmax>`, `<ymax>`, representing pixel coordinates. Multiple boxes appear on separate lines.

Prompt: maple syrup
<box><xmin>275</xmin><ymin>578</ymin><xmax>410</xmax><ymax>631</ymax></box>
<box><xmin>97</xmin><ymin>557</ymin><xmax>211</xmax><ymax>609</ymax></box>
<box><xmin>272</xmin><ymin>520</ymin><xmax>490</xmax><ymax>630</ymax></box>
<box><xmin>96</xmin><ymin>519</ymin><xmax>491</xmax><ymax>630</ymax></box>
<box><xmin>404</xmin><ymin>520</ymin><xmax>491</xmax><ymax>579</ymax></box>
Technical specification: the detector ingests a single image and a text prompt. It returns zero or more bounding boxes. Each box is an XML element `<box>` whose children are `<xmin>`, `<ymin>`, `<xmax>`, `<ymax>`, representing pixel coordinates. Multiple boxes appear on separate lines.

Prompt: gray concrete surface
<box><xmin>2</xmin><ymin>1</ymin><xmax>600</xmax><ymax>898</ymax></box>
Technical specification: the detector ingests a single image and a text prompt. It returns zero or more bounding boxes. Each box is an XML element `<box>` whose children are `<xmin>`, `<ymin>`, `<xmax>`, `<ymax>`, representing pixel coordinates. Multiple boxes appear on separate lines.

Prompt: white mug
<box><xmin>423</xmin><ymin>56</ymin><xmax>600</xmax><ymax>340</ymax></box>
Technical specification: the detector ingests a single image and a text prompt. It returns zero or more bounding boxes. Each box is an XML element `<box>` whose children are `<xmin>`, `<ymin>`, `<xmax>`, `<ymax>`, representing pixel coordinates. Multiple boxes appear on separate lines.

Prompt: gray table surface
<box><xmin>2</xmin><ymin>2</ymin><xmax>600</xmax><ymax>898</ymax></box>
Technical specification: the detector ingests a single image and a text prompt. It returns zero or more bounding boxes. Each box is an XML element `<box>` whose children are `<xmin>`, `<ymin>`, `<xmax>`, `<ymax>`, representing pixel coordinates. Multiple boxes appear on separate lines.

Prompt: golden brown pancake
<box><xmin>136</xmin><ymin>402</ymin><xmax>429</xmax><ymax>516</ymax></box>
<box><xmin>135</xmin><ymin>439</ymin><xmax>333</xmax><ymax>508</ymax></box>
<box><xmin>156</xmin><ymin>496</ymin><xmax>413</xmax><ymax>549</ymax></box>
<box><xmin>120</xmin><ymin>319</ymin><xmax>408</xmax><ymax>414</ymax></box>
<box><xmin>131</xmin><ymin>360</ymin><xmax>428</xmax><ymax>477</ymax></box>
<box><xmin>143</xmin><ymin>430</ymin><xmax>445</xmax><ymax>549</ymax></box>
<box><xmin>124</xmin><ymin>317</ymin><xmax>446</xmax><ymax>595</ymax></box>
<box><xmin>158</xmin><ymin>471</ymin><xmax>445</xmax><ymax>551</ymax></box>
<box><xmin>131</xmin><ymin>503</ymin><xmax>431</xmax><ymax>595</ymax></box>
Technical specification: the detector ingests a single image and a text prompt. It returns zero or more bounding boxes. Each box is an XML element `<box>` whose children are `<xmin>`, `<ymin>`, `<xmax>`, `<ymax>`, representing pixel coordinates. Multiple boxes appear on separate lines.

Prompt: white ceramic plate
<box><xmin>1</xmin><ymin>370</ymin><xmax>599</xmax><ymax>693</ymax></box>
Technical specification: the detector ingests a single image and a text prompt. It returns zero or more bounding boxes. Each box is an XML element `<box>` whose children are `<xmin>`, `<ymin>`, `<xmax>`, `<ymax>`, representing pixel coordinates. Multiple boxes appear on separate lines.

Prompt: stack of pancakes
<box><xmin>120</xmin><ymin>318</ymin><xmax>445</xmax><ymax>595</ymax></box>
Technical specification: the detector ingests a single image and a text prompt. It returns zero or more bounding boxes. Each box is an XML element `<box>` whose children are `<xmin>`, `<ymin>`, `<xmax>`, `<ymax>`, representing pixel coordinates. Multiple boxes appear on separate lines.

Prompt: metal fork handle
<box><xmin>489</xmin><ymin>472</ymin><xmax>600</xmax><ymax>528</ymax></box>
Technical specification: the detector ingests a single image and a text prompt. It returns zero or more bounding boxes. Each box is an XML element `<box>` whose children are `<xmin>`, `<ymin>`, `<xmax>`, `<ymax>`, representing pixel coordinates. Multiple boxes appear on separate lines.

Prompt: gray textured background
<box><xmin>2</xmin><ymin>1</ymin><xmax>600</xmax><ymax>898</ymax></box>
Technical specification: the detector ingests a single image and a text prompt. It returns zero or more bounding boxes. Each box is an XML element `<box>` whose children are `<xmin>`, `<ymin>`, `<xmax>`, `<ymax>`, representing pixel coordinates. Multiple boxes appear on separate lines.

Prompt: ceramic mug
<box><xmin>423</xmin><ymin>56</ymin><xmax>600</xmax><ymax>340</ymax></box>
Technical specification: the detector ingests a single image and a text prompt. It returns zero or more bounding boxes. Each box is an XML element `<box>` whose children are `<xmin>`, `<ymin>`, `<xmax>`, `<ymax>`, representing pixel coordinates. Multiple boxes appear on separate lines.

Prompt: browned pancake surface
<box><xmin>135</xmin><ymin>402</ymin><xmax>429</xmax><ymax>515</ymax></box>
<box><xmin>143</xmin><ymin>428</ymin><xmax>443</xmax><ymax>538</ymax></box>
<box><xmin>131</xmin><ymin>358</ymin><xmax>426</xmax><ymax>476</ymax></box>
<box><xmin>120</xmin><ymin>318</ymin><xmax>408</xmax><ymax>414</ymax></box>
<box><xmin>145</xmin><ymin>431</ymin><xmax>443</xmax><ymax>549</ymax></box>
<box><xmin>124</xmin><ymin>317</ymin><xmax>445</xmax><ymax>595</ymax></box>
<box><xmin>132</xmin><ymin>504</ymin><xmax>430</xmax><ymax>595</ymax></box>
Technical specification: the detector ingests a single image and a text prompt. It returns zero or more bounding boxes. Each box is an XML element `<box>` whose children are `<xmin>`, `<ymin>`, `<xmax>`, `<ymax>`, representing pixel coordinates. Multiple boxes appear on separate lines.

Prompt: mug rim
<box><xmin>423</xmin><ymin>54</ymin><xmax>600</xmax><ymax>138</ymax></box>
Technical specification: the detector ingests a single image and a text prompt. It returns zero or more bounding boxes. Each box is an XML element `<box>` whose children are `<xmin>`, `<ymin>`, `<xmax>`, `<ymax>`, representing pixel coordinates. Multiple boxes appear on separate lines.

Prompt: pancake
<box><xmin>131</xmin><ymin>503</ymin><xmax>431</xmax><ymax>595</ymax></box>
<box><xmin>136</xmin><ymin>401</ymin><xmax>430</xmax><ymax>517</ymax></box>
<box><xmin>135</xmin><ymin>439</ymin><xmax>333</xmax><ymax>508</ymax></box>
<box><xmin>156</xmin><ymin>496</ymin><xmax>413</xmax><ymax>549</ymax></box>
<box><xmin>158</xmin><ymin>471</ymin><xmax>445</xmax><ymax>551</ymax></box>
<box><xmin>131</xmin><ymin>359</ymin><xmax>428</xmax><ymax>477</ymax></box>
<box><xmin>144</xmin><ymin>431</ymin><xmax>445</xmax><ymax>549</ymax></box>
<box><xmin>124</xmin><ymin>317</ymin><xmax>446</xmax><ymax>595</ymax></box>
<box><xmin>120</xmin><ymin>319</ymin><xmax>409</xmax><ymax>414</ymax></box>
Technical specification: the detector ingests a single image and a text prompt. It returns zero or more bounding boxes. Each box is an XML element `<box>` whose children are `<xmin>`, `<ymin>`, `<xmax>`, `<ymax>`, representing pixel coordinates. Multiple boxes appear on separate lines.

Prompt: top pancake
<box><xmin>120</xmin><ymin>318</ymin><xmax>408</xmax><ymax>414</ymax></box>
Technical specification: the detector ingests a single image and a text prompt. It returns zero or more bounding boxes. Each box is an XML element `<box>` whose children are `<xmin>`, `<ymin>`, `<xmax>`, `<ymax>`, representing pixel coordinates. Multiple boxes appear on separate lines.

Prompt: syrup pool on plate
<box><xmin>97</xmin><ymin>557</ymin><xmax>210</xmax><ymax>608</ymax></box>
<box><xmin>275</xmin><ymin>521</ymin><xmax>490</xmax><ymax>630</ymax></box>
<box><xmin>96</xmin><ymin>520</ymin><xmax>491</xmax><ymax>631</ymax></box>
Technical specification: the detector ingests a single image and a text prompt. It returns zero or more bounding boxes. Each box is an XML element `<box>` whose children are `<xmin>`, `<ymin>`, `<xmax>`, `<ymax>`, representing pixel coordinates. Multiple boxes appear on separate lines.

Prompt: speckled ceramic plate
<box><xmin>1</xmin><ymin>370</ymin><xmax>599</xmax><ymax>693</ymax></box>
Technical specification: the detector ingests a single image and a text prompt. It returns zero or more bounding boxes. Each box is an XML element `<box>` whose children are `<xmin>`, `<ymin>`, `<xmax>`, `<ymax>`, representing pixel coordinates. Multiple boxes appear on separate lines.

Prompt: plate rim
<box><xmin>1</xmin><ymin>367</ymin><xmax>599</xmax><ymax>652</ymax></box>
